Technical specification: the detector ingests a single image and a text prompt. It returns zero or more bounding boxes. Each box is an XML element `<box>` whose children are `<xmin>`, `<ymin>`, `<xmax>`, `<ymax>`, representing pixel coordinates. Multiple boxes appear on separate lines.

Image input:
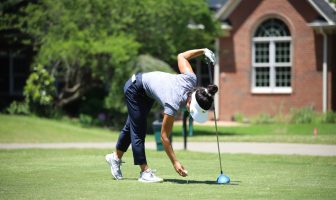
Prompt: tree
<box><xmin>126</xmin><ymin>0</ymin><xmax>220</xmax><ymax>65</ymax></box>
<box><xmin>1</xmin><ymin>0</ymin><xmax>220</xmax><ymax>120</ymax></box>
<box><xmin>1</xmin><ymin>0</ymin><xmax>140</xmax><ymax>109</ymax></box>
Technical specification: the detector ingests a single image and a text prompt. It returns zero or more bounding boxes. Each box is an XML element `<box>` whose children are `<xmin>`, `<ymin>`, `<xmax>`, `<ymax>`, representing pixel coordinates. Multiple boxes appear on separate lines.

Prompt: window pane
<box><xmin>13</xmin><ymin>75</ymin><xmax>28</xmax><ymax>93</ymax></box>
<box><xmin>255</xmin><ymin>67</ymin><xmax>270</xmax><ymax>87</ymax></box>
<box><xmin>275</xmin><ymin>67</ymin><xmax>291</xmax><ymax>87</ymax></box>
<box><xmin>275</xmin><ymin>42</ymin><xmax>290</xmax><ymax>63</ymax></box>
<box><xmin>0</xmin><ymin>51</ymin><xmax>9</xmax><ymax>93</ymax></box>
<box><xmin>0</xmin><ymin>51</ymin><xmax>9</xmax><ymax>74</ymax></box>
<box><xmin>11</xmin><ymin>54</ymin><xmax>31</xmax><ymax>95</ymax></box>
<box><xmin>255</xmin><ymin>18</ymin><xmax>290</xmax><ymax>37</ymax></box>
<box><xmin>13</xmin><ymin>55</ymin><xmax>30</xmax><ymax>74</ymax></box>
<box><xmin>255</xmin><ymin>43</ymin><xmax>269</xmax><ymax>63</ymax></box>
<box><xmin>0</xmin><ymin>77</ymin><xmax>9</xmax><ymax>93</ymax></box>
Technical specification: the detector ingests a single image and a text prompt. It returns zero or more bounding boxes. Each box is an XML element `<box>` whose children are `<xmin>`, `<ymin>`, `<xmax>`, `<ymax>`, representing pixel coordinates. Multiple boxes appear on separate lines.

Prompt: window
<box><xmin>252</xmin><ymin>18</ymin><xmax>292</xmax><ymax>93</ymax></box>
<box><xmin>0</xmin><ymin>51</ymin><xmax>10</xmax><ymax>94</ymax></box>
<box><xmin>0</xmin><ymin>50</ymin><xmax>30</xmax><ymax>96</ymax></box>
<box><xmin>194</xmin><ymin>59</ymin><xmax>212</xmax><ymax>87</ymax></box>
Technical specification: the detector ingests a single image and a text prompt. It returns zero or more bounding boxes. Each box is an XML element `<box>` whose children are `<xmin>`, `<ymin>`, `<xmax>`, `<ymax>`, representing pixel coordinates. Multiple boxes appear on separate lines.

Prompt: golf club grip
<box><xmin>207</xmin><ymin>63</ymin><xmax>213</xmax><ymax>84</ymax></box>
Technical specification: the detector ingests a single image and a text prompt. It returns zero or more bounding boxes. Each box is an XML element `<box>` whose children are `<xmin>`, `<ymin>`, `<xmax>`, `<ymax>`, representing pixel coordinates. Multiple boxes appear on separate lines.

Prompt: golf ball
<box><xmin>217</xmin><ymin>174</ymin><xmax>230</xmax><ymax>184</ymax></box>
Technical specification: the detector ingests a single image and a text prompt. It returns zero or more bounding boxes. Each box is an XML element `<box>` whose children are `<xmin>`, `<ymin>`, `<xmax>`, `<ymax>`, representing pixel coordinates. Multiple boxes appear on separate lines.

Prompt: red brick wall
<box><xmin>218</xmin><ymin>0</ymin><xmax>333</xmax><ymax>120</ymax></box>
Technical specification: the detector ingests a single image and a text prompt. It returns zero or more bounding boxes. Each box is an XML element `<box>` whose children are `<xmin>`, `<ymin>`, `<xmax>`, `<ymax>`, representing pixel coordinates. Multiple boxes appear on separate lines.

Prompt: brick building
<box><xmin>212</xmin><ymin>0</ymin><xmax>336</xmax><ymax>120</ymax></box>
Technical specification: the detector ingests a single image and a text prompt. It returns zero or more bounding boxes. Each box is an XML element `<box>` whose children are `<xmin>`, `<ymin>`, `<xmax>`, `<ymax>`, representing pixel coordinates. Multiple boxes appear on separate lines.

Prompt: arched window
<box><xmin>252</xmin><ymin>18</ymin><xmax>292</xmax><ymax>93</ymax></box>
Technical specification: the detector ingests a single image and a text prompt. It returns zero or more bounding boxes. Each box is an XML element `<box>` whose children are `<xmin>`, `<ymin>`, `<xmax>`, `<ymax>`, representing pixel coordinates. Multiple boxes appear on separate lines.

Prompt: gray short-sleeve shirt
<box><xmin>141</xmin><ymin>71</ymin><xmax>197</xmax><ymax>116</ymax></box>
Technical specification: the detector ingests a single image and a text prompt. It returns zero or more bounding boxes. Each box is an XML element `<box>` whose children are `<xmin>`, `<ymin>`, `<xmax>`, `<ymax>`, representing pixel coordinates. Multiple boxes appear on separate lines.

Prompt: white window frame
<box><xmin>252</xmin><ymin>36</ymin><xmax>292</xmax><ymax>94</ymax></box>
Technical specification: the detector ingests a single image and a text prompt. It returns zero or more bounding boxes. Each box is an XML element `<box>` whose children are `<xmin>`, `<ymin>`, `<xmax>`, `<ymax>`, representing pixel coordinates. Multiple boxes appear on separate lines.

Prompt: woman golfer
<box><xmin>106</xmin><ymin>48</ymin><xmax>218</xmax><ymax>183</ymax></box>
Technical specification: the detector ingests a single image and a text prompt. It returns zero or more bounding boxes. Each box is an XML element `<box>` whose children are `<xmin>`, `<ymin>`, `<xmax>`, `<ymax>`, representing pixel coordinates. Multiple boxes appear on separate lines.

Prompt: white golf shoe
<box><xmin>105</xmin><ymin>153</ymin><xmax>123</xmax><ymax>180</ymax></box>
<box><xmin>138</xmin><ymin>169</ymin><xmax>163</xmax><ymax>183</ymax></box>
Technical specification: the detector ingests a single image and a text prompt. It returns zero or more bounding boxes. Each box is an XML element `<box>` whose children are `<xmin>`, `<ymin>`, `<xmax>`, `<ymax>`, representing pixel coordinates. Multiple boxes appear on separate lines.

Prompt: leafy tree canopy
<box><xmin>1</xmin><ymin>0</ymin><xmax>221</xmax><ymax>120</ymax></box>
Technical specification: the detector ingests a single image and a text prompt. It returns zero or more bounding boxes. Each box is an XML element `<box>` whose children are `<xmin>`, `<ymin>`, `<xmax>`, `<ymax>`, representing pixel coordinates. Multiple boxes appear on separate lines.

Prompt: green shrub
<box><xmin>273</xmin><ymin>113</ymin><xmax>290</xmax><ymax>124</ymax></box>
<box><xmin>5</xmin><ymin>101</ymin><xmax>30</xmax><ymax>115</ymax></box>
<box><xmin>79</xmin><ymin>114</ymin><xmax>93</xmax><ymax>127</ymax></box>
<box><xmin>233</xmin><ymin>112</ymin><xmax>245</xmax><ymax>123</ymax></box>
<box><xmin>79</xmin><ymin>113</ymin><xmax>106</xmax><ymax>127</ymax></box>
<box><xmin>252</xmin><ymin>113</ymin><xmax>274</xmax><ymax>124</ymax></box>
<box><xmin>290</xmin><ymin>107</ymin><xmax>315</xmax><ymax>124</ymax></box>
<box><xmin>79</xmin><ymin>88</ymin><xmax>106</xmax><ymax>117</ymax></box>
<box><xmin>322</xmin><ymin>112</ymin><xmax>336</xmax><ymax>123</ymax></box>
<box><xmin>24</xmin><ymin>64</ymin><xmax>56</xmax><ymax>117</ymax></box>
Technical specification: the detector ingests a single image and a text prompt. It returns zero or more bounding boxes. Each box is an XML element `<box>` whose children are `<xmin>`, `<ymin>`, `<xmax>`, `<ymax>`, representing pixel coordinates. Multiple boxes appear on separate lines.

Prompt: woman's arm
<box><xmin>177</xmin><ymin>49</ymin><xmax>205</xmax><ymax>74</ymax></box>
<box><xmin>161</xmin><ymin>114</ymin><xmax>188</xmax><ymax>177</ymax></box>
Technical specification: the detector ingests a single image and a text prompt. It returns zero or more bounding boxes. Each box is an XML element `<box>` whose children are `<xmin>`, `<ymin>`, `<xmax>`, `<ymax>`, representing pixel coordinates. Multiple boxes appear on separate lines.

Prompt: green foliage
<box><xmin>79</xmin><ymin>114</ymin><xmax>93</xmax><ymax>127</ymax></box>
<box><xmin>5</xmin><ymin>101</ymin><xmax>30</xmax><ymax>115</ymax></box>
<box><xmin>252</xmin><ymin>113</ymin><xmax>275</xmax><ymax>124</ymax></box>
<box><xmin>233</xmin><ymin>112</ymin><xmax>246</xmax><ymax>123</ymax></box>
<box><xmin>2</xmin><ymin>0</ymin><xmax>220</xmax><ymax>125</ymax></box>
<box><xmin>125</xmin><ymin>0</ymin><xmax>221</xmax><ymax>63</ymax></box>
<box><xmin>322</xmin><ymin>112</ymin><xmax>336</xmax><ymax>123</ymax></box>
<box><xmin>4</xmin><ymin>0</ymin><xmax>142</xmax><ymax>111</ymax></box>
<box><xmin>79</xmin><ymin>113</ymin><xmax>106</xmax><ymax>127</ymax></box>
<box><xmin>232</xmin><ymin>109</ymin><xmax>336</xmax><ymax>125</ymax></box>
<box><xmin>79</xmin><ymin>89</ymin><xmax>106</xmax><ymax>117</ymax></box>
<box><xmin>132</xmin><ymin>55</ymin><xmax>175</xmax><ymax>74</ymax></box>
<box><xmin>273</xmin><ymin>112</ymin><xmax>290</xmax><ymax>124</ymax></box>
<box><xmin>24</xmin><ymin>64</ymin><xmax>56</xmax><ymax>105</ymax></box>
<box><xmin>290</xmin><ymin>107</ymin><xmax>316</xmax><ymax>124</ymax></box>
<box><xmin>24</xmin><ymin>64</ymin><xmax>56</xmax><ymax>116</ymax></box>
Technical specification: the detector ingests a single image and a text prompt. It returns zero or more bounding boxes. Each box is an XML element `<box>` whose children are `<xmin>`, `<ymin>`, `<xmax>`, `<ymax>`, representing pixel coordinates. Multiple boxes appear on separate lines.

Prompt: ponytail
<box><xmin>194</xmin><ymin>84</ymin><xmax>218</xmax><ymax>110</ymax></box>
<box><xmin>206</xmin><ymin>84</ymin><xmax>218</xmax><ymax>96</ymax></box>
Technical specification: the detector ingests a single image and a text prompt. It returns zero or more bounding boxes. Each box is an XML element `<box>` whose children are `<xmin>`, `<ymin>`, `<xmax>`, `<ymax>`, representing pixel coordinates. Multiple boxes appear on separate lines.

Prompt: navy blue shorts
<box><xmin>116</xmin><ymin>73</ymin><xmax>154</xmax><ymax>165</ymax></box>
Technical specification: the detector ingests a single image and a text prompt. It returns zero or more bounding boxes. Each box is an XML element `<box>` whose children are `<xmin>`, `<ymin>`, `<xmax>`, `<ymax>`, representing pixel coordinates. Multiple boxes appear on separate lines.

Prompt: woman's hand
<box><xmin>173</xmin><ymin>160</ymin><xmax>188</xmax><ymax>177</ymax></box>
<box><xmin>204</xmin><ymin>48</ymin><xmax>216</xmax><ymax>66</ymax></box>
<box><xmin>161</xmin><ymin>114</ymin><xmax>188</xmax><ymax>177</ymax></box>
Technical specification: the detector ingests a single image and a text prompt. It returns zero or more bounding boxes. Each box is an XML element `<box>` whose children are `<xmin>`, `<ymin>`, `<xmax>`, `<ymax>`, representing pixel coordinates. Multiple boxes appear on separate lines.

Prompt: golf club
<box><xmin>207</xmin><ymin>58</ymin><xmax>230</xmax><ymax>185</ymax></box>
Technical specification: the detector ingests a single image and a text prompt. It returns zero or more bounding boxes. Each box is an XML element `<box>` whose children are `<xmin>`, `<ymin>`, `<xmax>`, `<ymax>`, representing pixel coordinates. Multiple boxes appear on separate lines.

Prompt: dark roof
<box><xmin>311</xmin><ymin>0</ymin><xmax>336</xmax><ymax>23</ymax></box>
<box><xmin>208</xmin><ymin>0</ymin><xmax>228</xmax><ymax>12</ymax></box>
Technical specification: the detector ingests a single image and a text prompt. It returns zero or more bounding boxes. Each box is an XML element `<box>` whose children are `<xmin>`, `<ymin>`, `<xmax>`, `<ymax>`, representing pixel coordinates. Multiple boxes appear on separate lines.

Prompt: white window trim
<box><xmin>252</xmin><ymin>87</ymin><xmax>293</xmax><ymax>94</ymax></box>
<box><xmin>251</xmin><ymin>36</ymin><xmax>292</xmax><ymax>94</ymax></box>
<box><xmin>253</xmin><ymin>36</ymin><xmax>291</xmax><ymax>42</ymax></box>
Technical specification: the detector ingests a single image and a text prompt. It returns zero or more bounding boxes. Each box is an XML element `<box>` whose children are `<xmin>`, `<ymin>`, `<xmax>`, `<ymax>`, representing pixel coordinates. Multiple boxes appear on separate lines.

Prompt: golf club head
<box><xmin>217</xmin><ymin>173</ymin><xmax>230</xmax><ymax>184</ymax></box>
<box><xmin>204</xmin><ymin>48</ymin><xmax>216</xmax><ymax>66</ymax></box>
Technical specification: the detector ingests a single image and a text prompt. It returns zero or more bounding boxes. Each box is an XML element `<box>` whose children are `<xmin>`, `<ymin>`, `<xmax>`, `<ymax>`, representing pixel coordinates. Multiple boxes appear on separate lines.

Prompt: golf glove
<box><xmin>204</xmin><ymin>48</ymin><xmax>216</xmax><ymax>66</ymax></box>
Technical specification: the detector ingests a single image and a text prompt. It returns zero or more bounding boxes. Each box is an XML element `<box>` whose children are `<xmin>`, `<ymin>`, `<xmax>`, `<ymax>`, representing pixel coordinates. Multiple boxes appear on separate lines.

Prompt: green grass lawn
<box><xmin>0</xmin><ymin>149</ymin><xmax>335</xmax><ymax>200</ymax></box>
<box><xmin>172</xmin><ymin>123</ymin><xmax>336</xmax><ymax>144</ymax></box>
<box><xmin>1</xmin><ymin>114</ymin><xmax>335</xmax><ymax>199</ymax></box>
<box><xmin>1</xmin><ymin>114</ymin><xmax>336</xmax><ymax>144</ymax></box>
<box><xmin>0</xmin><ymin>114</ymin><xmax>119</xmax><ymax>143</ymax></box>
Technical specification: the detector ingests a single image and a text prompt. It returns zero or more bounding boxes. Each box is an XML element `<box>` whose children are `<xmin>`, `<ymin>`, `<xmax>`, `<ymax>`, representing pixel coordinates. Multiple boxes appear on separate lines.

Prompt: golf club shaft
<box><xmin>214</xmin><ymin>107</ymin><xmax>223</xmax><ymax>174</ymax></box>
<box><xmin>207</xmin><ymin>63</ymin><xmax>213</xmax><ymax>85</ymax></box>
<box><xmin>208</xmin><ymin>63</ymin><xmax>223</xmax><ymax>174</ymax></box>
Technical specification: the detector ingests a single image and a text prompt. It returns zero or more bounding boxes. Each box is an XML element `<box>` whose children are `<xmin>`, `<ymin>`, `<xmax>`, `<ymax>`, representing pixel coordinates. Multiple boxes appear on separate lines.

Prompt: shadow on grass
<box><xmin>164</xmin><ymin>179</ymin><xmax>240</xmax><ymax>185</ymax></box>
